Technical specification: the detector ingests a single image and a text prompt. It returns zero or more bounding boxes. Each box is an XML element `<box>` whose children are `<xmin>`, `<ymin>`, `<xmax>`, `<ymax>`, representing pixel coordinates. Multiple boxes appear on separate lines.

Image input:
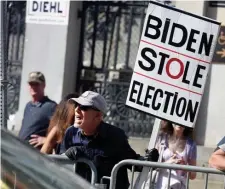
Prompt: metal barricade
<box><xmin>47</xmin><ymin>155</ymin><xmax>98</xmax><ymax>185</ymax></box>
<box><xmin>106</xmin><ymin>159</ymin><xmax>225</xmax><ymax>189</ymax></box>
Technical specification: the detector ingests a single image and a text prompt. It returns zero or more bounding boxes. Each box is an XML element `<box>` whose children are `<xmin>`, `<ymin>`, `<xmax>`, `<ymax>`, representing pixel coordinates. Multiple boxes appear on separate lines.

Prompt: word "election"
<box><xmin>129</xmin><ymin>80</ymin><xmax>199</xmax><ymax>123</ymax></box>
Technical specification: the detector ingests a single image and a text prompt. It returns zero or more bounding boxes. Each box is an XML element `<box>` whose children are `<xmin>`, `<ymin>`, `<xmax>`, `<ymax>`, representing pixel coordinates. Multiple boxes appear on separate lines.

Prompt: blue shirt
<box><xmin>61</xmin><ymin>122</ymin><xmax>140</xmax><ymax>189</ymax></box>
<box><xmin>18</xmin><ymin>96</ymin><xmax>57</xmax><ymax>141</ymax></box>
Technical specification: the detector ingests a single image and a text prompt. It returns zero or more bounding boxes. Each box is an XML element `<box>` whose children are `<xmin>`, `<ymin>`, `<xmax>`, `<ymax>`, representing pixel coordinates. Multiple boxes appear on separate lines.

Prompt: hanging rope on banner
<box><xmin>0</xmin><ymin>1</ymin><xmax>8</xmax><ymax>129</ymax></box>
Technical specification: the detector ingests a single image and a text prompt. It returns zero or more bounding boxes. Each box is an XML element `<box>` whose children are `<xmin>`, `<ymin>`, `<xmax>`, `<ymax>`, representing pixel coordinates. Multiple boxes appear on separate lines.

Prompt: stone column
<box><xmin>13</xmin><ymin>1</ymin><xmax>82</xmax><ymax>132</ymax></box>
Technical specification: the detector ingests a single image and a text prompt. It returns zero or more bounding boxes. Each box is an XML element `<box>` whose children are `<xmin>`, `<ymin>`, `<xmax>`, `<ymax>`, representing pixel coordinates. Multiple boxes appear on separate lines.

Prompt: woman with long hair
<box><xmin>155</xmin><ymin>120</ymin><xmax>197</xmax><ymax>188</ymax></box>
<box><xmin>40</xmin><ymin>93</ymin><xmax>78</xmax><ymax>154</ymax></box>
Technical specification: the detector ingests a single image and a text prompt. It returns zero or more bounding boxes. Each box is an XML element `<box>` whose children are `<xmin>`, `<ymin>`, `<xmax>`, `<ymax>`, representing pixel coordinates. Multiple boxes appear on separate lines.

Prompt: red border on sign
<box><xmin>141</xmin><ymin>40</ymin><xmax>211</xmax><ymax>64</ymax></box>
<box><xmin>134</xmin><ymin>71</ymin><xmax>202</xmax><ymax>96</ymax></box>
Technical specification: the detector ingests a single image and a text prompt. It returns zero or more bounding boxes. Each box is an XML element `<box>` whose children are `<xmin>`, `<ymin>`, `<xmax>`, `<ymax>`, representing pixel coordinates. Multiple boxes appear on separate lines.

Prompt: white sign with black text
<box><xmin>126</xmin><ymin>1</ymin><xmax>221</xmax><ymax>127</ymax></box>
<box><xmin>26</xmin><ymin>1</ymin><xmax>70</xmax><ymax>25</ymax></box>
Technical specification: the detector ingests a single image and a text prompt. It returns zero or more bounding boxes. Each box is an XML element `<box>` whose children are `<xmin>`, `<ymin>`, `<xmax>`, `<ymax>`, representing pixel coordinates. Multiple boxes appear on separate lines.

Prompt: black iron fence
<box><xmin>77</xmin><ymin>1</ymin><xmax>156</xmax><ymax>137</ymax></box>
<box><xmin>6</xmin><ymin>1</ymin><xmax>26</xmax><ymax>115</ymax></box>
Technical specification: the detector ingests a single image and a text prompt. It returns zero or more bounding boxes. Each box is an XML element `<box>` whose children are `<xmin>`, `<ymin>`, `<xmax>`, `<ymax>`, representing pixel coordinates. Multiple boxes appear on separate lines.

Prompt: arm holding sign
<box><xmin>209</xmin><ymin>137</ymin><xmax>225</xmax><ymax>171</ymax></box>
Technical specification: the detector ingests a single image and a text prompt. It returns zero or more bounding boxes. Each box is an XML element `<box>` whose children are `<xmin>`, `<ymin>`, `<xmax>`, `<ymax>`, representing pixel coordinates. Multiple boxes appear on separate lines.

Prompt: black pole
<box><xmin>125</xmin><ymin>7</ymin><xmax>134</xmax><ymax>69</ymax></box>
<box><xmin>0</xmin><ymin>1</ymin><xmax>8</xmax><ymax>129</ymax></box>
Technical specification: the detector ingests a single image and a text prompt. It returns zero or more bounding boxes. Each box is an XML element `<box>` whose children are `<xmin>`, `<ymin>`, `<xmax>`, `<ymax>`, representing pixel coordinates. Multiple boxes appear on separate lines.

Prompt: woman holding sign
<box><xmin>153</xmin><ymin>121</ymin><xmax>197</xmax><ymax>189</ymax></box>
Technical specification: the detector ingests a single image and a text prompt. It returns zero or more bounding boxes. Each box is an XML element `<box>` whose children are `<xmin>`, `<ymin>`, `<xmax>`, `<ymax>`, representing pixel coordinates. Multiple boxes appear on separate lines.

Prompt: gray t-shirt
<box><xmin>18</xmin><ymin>96</ymin><xmax>57</xmax><ymax>141</ymax></box>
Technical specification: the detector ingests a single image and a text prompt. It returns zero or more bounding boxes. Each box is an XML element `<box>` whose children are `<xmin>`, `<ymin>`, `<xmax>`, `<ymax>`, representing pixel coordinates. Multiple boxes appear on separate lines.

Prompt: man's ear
<box><xmin>96</xmin><ymin>112</ymin><xmax>103</xmax><ymax>121</ymax></box>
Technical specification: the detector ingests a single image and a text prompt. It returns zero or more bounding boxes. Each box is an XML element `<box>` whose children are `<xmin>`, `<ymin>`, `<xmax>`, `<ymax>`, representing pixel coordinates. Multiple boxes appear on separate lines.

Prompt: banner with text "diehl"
<box><xmin>126</xmin><ymin>1</ymin><xmax>221</xmax><ymax>127</ymax></box>
<box><xmin>26</xmin><ymin>1</ymin><xmax>70</xmax><ymax>25</ymax></box>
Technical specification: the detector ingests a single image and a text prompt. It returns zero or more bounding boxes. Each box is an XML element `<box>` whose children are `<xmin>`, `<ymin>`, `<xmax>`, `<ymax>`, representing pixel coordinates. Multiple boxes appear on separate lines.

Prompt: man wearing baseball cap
<box><xmin>18</xmin><ymin>71</ymin><xmax>57</xmax><ymax>148</ymax></box>
<box><xmin>60</xmin><ymin>91</ymin><xmax>158</xmax><ymax>189</ymax></box>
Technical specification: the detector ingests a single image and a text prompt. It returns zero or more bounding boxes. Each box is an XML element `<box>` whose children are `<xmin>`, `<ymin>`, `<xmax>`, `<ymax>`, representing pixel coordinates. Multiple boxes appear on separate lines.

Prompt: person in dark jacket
<box><xmin>61</xmin><ymin>91</ymin><xmax>158</xmax><ymax>189</ymax></box>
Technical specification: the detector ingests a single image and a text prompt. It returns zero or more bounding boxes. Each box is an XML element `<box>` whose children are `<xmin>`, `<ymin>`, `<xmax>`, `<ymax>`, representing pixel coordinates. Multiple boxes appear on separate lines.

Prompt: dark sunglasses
<box><xmin>75</xmin><ymin>103</ymin><xmax>100</xmax><ymax>112</ymax></box>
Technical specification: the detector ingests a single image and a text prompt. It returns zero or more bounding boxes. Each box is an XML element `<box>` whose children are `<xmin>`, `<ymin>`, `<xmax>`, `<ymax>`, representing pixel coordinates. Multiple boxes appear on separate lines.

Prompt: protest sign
<box><xmin>126</xmin><ymin>1</ymin><xmax>221</xmax><ymax>128</ymax></box>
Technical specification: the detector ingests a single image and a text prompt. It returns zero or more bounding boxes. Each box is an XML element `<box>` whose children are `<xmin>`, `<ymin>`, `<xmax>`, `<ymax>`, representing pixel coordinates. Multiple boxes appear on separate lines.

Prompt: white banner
<box><xmin>126</xmin><ymin>1</ymin><xmax>221</xmax><ymax>127</ymax></box>
<box><xmin>26</xmin><ymin>1</ymin><xmax>70</xmax><ymax>25</ymax></box>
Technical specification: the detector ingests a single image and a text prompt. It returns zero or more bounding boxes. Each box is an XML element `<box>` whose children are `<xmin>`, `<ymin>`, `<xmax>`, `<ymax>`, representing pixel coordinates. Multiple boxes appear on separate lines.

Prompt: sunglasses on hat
<box><xmin>75</xmin><ymin>103</ymin><xmax>100</xmax><ymax>112</ymax></box>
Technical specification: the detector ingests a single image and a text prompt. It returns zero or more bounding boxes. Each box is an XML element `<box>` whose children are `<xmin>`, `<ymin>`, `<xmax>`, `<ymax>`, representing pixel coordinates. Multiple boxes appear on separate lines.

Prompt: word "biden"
<box><xmin>144</xmin><ymin>15</ymin><xmax>214</xmax><ymax>56</ymax></box>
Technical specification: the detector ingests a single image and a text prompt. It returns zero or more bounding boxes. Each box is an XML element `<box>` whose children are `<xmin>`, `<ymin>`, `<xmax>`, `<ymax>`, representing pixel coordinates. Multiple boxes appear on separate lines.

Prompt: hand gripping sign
<box><xmin>126</xmin><ymin>1</ymin><xmax>221</xmax><ymax>128</ymax></box>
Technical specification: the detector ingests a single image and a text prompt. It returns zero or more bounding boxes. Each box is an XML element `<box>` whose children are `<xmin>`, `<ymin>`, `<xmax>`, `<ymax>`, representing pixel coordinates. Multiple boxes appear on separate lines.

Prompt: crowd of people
<box><xmin>18</xmin><ymin>71</ymin><xmax>225</xmax><ymax>189</ymax></box>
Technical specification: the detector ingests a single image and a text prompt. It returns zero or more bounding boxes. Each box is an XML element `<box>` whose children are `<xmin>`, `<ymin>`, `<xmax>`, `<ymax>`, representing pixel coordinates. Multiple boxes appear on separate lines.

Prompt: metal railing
<box><xmin>106</xmin><ymin>159</ymin><xmax>225</xmax><ymax>189</ymax></box>
<box><xmin>47</xmin><ymin>155</ymin><xmax>98</xmax><ymax>185</ymax></box>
